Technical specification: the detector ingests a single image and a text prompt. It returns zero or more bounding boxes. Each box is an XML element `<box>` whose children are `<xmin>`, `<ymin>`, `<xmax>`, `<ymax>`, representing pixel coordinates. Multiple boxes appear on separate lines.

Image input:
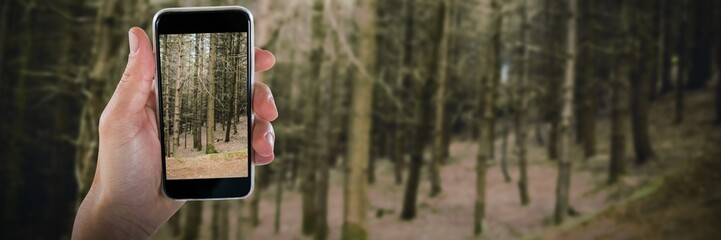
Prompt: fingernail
<box><xmin>128</xmin><ymin>29</ymin><xmax>139</xmax><ymax>54</ymax></box>
<box><xmin>260</xmin><ymin>132</ymin><xmax>274</xmax><ymax>157</ymax></box>
<box><xmin>267</xmin><ymin>96</ymin><xmax>276</xmax><ymax>110</ymax></box>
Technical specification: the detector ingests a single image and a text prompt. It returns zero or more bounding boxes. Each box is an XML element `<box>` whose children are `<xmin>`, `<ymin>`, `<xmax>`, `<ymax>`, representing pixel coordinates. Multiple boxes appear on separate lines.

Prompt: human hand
<box><xmin>72</xmin><ymin>27</ymin><xmax>277</xmax><ymax>239</ymax></box>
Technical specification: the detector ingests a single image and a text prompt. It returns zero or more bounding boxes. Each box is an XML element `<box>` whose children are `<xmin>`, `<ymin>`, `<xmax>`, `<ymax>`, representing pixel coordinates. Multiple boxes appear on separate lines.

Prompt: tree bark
<box><xmin>516</xmin><ymin>0</ymin><xmax>531</xmax><ymax>206</ymax></box>
<box><xmin>173</xmin><ymin>36</ymin><xmax>185</xmax><ymax>153</ymax></box>
<box><xmin>609</xmin><ymin>66</ymin><xmax>627</xmax><ymax>184</ymax></box>
<box><xmin>500</xmin><ymin>125</ymin><xmax>511</xmax><ymax>182</ymax></box>
<box><xmin>474</xmin><ymin>0</ymin><xmax>502</xmax><ymax>235</ymax></box>
<box><xmin>183</xmin><ymin>202</ymin><xmax>203</xmax><ymax>240</ymax></box>
<box><xmin>206</xmin><ymin>33</ymin><xmax>217</xmax><ymax>154</ymax></box>
<box><xmin>274</xmin><ymin>156</ymin><xmax>286</xmax><ymax>234</ymax></box>
<box><xmin>686</xmin><ymin>0</ymin><xmax>711</xmax><ymax>89</ymax></box>
<box><xmin>430</xmin><ymin>0</ymin><xmax>453</xmax><ymax>197</ymax></box>
<box><xmin>579</xmin><ymin>1</ymin><xmax>597</xmax><ymax>159</ymax></box>
<box><xmin>629</xmin><ymin>0</ymin><xmax>657</xmax><ymax>166</ymax></box>
<box><xmin>554</xmin><ymin>0</ymin><xmax>577</xmax><ymax>225</ymax></box>
<box><xmin>222</xmin><ymin>33</ymin><xmax>234</xmax><ymax>143</ymax></box>
<box><xmin>342</xmin><ymin>0</ymin><xmax>376</xmax><ymax>238</ymax></box>
<box><xmin>311</xmin><ymin>1</ymin><xmax>329</xmax><ymax>238</ymax></box>
<box><xmin>674</xmin><ymin>1</ymin><xmax>689</xmax><ymax>125</ymax></box>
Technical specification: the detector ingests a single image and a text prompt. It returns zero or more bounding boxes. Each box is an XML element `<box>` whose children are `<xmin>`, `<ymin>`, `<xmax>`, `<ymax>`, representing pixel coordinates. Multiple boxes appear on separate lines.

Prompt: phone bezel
<box><xmin>152</xmin><ymin>6</ymin><xmax>255</xmax><ymax>200</ymax></box>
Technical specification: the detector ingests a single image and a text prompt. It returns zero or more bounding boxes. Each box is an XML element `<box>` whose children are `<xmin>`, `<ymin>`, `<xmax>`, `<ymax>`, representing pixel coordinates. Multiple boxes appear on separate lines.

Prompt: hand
<box><xmin>72</xmin><ymin>27</ymin><xmax>277</xmax><ymax>239</ymax></box>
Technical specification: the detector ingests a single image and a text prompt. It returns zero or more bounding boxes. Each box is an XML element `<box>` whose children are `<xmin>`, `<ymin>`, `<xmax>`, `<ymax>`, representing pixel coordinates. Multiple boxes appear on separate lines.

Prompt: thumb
<box><xmin>104</xmin><ymin>27</ymin><xmax>156</xmax><ymax>117</ymax></box>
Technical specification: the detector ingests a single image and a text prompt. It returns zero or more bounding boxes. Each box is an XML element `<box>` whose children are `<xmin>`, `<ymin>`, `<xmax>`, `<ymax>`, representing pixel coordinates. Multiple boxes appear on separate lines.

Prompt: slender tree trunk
<box><xmin>687</xmin><ymin>0</ymin><xmax>711</xmax><ymax>89</ymax></box>
<box><xmin>393</xmin><ymin>121</ymin><xmax>405</xmax><ymax>185</ymax></box>
<box><xmin>302</xmin><ymin>0</ymin><xmax>326</xmax><ymax>235</ymax></box>
<box><xmin>609</xmin><ymin>66</ymin><xmax>627</xmax><ymax>184</ymax></box>
<box><xmin>274</xmin><ymin>156</ymin><xmax>286</xmax><ymax>234</ymax></box>
<box><xmin>474</xmin><ymin>0</ymin><xmax>502</xmax><ymax>235</ymax></box>
<box><xmin>430</xmin><ymin>0</ymin><xmax>453</xmax><ymax>197</ymax></box>
<box><xmin>367</xmin><ymin>143</ymin><xmax>376</xmax><ymax>184</ymax></box>
<box><xmin>500</xmin><ymin>125</ymin><xmax>511</xmax><ymax>183</ymax></box>
<box><xmin>717</xmin><ymin>44</ymin><xmax>721</xmax><ymax>124</ymax></box>
<box><xmin>173</xmin><ymin>36</ymin><xmax>185</xmax><ymax>152</ymax></box>
<box><xmin>548</xmin><ymin>120</ymin><xmax>559</xmax><ymax>160</ymax></box>
<box><xmin>0</xmin><ymin>0</ymin><xmax>9</xmax><ymax>79</ymax></box>
<box><xmin>183</xmin><ymin>202</ymin><xmax>203</xmax><ymax>240</ymax></box>
<box><xmin>393</xmin><ymin>0</ymin><xmax>416</xmax><ymax>187</ymax></box>
<box><xmin>206</xmin><ymin>34</ymin><xmax>217</xmax><ymax>154</ymax></box>
<box><xmin>342</xmin><ymin>1</ymin><xmax>376</xmax><ymax>238</ymax></box>
<box><xmin>224</xmin><ymin>34</ymin><xmax>234</xmax><ymax>143</ymax></box>
<box><xmin>251</xmin><ymin>168</ymin><xmax>262</xmax><ymax>227</ymax></box>
<box><xmin>312</xmin><ymin>1</ymin><xmax>330</xmax><ymax>238</ymax></box>
<box><xmin>656</xmin><ymin>0</ymin><xmax>672</xmax><ymax>98</ymax></box>
<box><xmin>579</xmin><ymin>2</ymin><xmax>597</xmax><ymax>159</ymax></box>
<box><xmin>554</xmin><ymin>0</ymin><xmax>577</xmax><ymax>225</ymax></box>
<box><xmin>193</xmin><ymin>34</ymin><xmax>202</xmax><ymax>151</ymax></box>
<box><xmin>516</xmin><ymin>0</ymin><xmax>531</xmax><ymax>206</ymax></box>
<box><xmin>629</xmin><ymin>0</ymin><xmax>657</xmax><ymax>165</ymax></box>
<box><xmin>401</xmin><ymin>0</ymin><xmax>442</xmax><ymax>221</ymax></box>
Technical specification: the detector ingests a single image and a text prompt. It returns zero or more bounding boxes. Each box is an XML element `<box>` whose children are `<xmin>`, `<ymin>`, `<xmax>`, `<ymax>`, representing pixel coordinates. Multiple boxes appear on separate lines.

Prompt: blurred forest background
<box><xmin>1</xmin><ymin>0</ymin><xmax>721</xmax><ymax>239</ymax></box>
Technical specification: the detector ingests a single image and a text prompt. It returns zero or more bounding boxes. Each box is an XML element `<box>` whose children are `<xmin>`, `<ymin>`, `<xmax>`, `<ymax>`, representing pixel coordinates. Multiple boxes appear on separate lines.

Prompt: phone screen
<box><xmin>155</xmin><ymin>7</ymin><xmax>253</xmax><ymax>199</ymax></box>
<box><xmin>158</xmin><ymin>31</ymin><xmax>249</xmax><ymax>180</ymax></box>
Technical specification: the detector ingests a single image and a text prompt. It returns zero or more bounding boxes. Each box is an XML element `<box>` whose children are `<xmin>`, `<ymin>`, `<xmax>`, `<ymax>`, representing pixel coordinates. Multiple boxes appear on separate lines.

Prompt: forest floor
<box><xmin>166</xmin><ymin>118</ymin><xmax>249</xmax><ymax>179</ymax></box>
<box><xmin>153</xmin><ymin>89</ymin><xmax>720</xmax><ymax>239</ymax></box>
<box><xmin>539</xmin><ymin>88</ymin><xmax>721</xmax><ymax>240</ymax></box>
<box><xmin>166</xmin><ymin>150</ymin><xmax>249</xmax><ymax>179</ymax></box>
<box><xmin>243</xmin><ymin>88</ymin><xmax>720</xmax><ymax>240</ymax></box>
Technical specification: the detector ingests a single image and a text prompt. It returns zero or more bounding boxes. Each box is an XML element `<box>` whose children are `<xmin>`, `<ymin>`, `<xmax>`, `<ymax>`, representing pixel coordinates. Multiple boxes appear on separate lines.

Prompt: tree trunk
<box><xmin>399</xmin><ymin>0</ymin><xmax>421</xmax><ymax>221</ymax></box>
<box><xmin>548</xmin><ymin>120</ymin><xmax>559</xmax><ymax>160</ymax></box>
<box><xmin>212</xmin><ymin>202</ymin><xmax>228</xmax><ymax>240</ymax></box>
<box><xmin>193</xmin><ymin>34</ymin><xmax>202</xmax><ymax>151</ymax></box>
<box><xmin>430</xmin><ymin>0</ymin><xmax>453</xmax><ymax>197</ymax></box>
<box><xmin>554</xmin><ymin>0</ymin><xmax>577</xmax><ymax>225</ymax></box>
<box><xmin>0</xmin><ymin>0</ymin><xmax>9</xmax><ymax>79</ymax></box>
<box><xmin>579</xmin><ymin>2</ymin><xmax>597</xmax><ymax>159</ymax></box>
<box><xmin>393</xmin><ymin>0</ymin><xmax>416</xmax><ymax>187</ymax></box>
<box><xmin>224</xmin><ymin>34</ymin><xmax>235</xmax><ymax>143</ymax></box>
<box><xmin>251</xmin><ymin>168</ymin><xmax>262</xmax><ymax>227</ymax></box>
<box><xmin>183</xmin><ymin>202</ymin><xmax>203</xmax><ymax>240</ymax></box>
<box><xmin>393</xmin><ymin>121</ymin><xmax>405</xmax><ymax>185</ymax></box>
<box><xmin>274</xmin><ymin>156</ymin><xmax>286</xmax><ymax>234</ymax></box>
<box><xmin>500</xmin><ymin>125</ymin><xmax>511</xmax><ymax>182</ymax></box>
<box><xmin>656</xmin><ymin>0</ymin><xmax>672</xmax><ymax>98</ymax></box>
<box><xmin>609</xmin><ymin>66</ymin><xmax>627</xmax><ymax>184</ymax></box>
<box><xmin>516</xmin><ymin>0</ymin><xmax>531</xmax><ymax>206</ymax></box>
<box><xmin>629</xmin><ymin>0</ymin><xmax>657</xmax><ymax>165</ymax></box>
<box><xmin>173</xmin><ymin>36</ymin><xmax>185</xmax><ymax>153</ymax></box>
<box><xmin>475</xmin><ymin>0</ymin><xmax>502</xmax><ymax>234</ymax></box>
<box><xmin>206</xmin><ymin>33</ymin><xmax>217</xmax><ymax>154</ymax></box>
<box><xmin>311</xmin><ymin>1</ymin><xmax>330</xmax><ymax>238</ymax></box>
<box><xmin>233</xmin><ymin>32</ymin><xmax>241</xmax><ymax>135</ymax></box>
<box><xmin>342</xmin><ymin>0</ymin><xmax>376</xmax><ymax>238</ymax></box>
<box><xmin>686</xmin><ymin>0</ymin><xmax>711</xmax><ymax>90</ymax></box>
<box><xmin>717</xmin><ymin>43</ymin><xmax>721</xmax><ymax>124</ymax></box>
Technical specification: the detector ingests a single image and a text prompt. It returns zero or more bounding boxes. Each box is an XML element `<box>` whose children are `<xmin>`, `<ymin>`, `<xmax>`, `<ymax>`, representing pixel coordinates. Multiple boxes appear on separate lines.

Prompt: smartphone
<box><xmin>153</xmin><ymin>6</ymin><xmax>254</xmax><ymax>200</ymax></box>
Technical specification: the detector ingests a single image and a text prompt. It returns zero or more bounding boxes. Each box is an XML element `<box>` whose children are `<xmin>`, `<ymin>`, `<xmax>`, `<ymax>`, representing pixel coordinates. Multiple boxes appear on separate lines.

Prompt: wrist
<box><xmin>73</xmin><ymin>187</ymin><xmax>154</xmax><ymax>240</ymax></box>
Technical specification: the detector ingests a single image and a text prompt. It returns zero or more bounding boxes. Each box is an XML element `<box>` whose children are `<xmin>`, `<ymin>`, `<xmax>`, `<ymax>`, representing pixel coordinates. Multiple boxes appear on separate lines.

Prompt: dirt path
<box><xmin>248</xmin><ymin>141</ymin><xmax>611</xmax><ymax>240</ymax></box>
<box><xmin>166</xmin><ymin>150</ymin><xmax>249</xmax><ymax>179</ymax></box>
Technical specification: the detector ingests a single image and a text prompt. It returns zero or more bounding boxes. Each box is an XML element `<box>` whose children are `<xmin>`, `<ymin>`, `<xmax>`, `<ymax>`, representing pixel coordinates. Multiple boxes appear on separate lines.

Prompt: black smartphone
<box><xmin>153</xmin><ymin>6</ymin><xmax>254</xmax><ymax>200</ymax></box>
